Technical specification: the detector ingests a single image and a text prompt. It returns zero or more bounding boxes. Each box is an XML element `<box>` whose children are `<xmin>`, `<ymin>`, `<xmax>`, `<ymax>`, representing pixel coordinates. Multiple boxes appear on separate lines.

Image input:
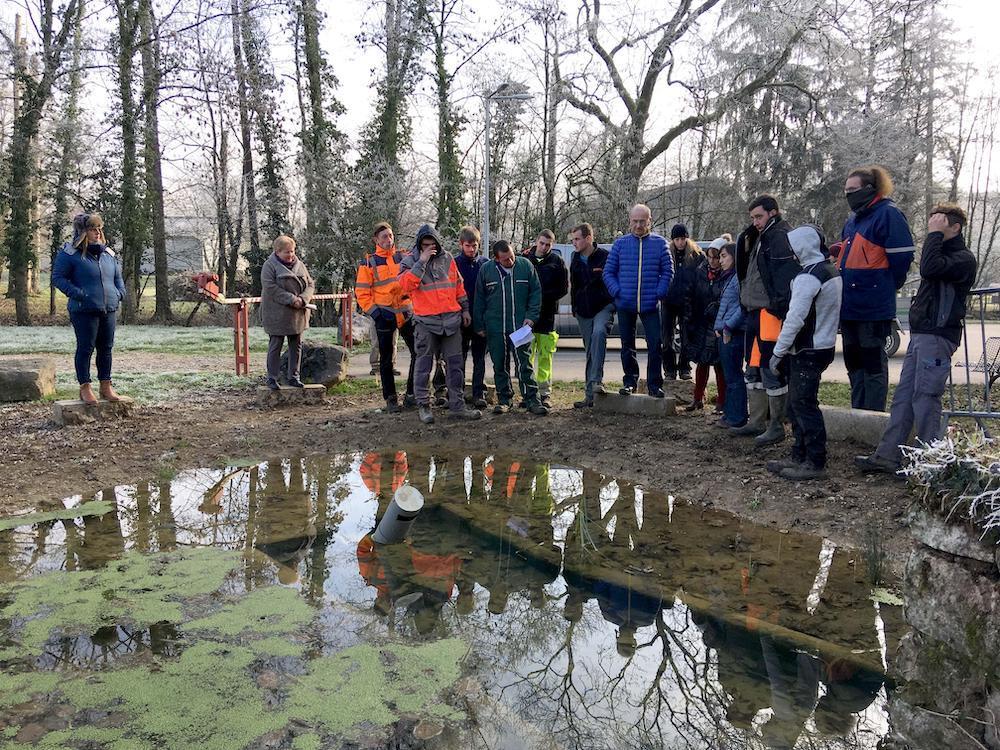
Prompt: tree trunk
<box><xmin>231</xmin><ymin>0</ymin><xmax>262</xmax><ymax>293</ymax></box>
<box><xmin>139</xmin><ymin>0</ymin><xmax>171</xmax><ymax>322</ymax></box>
<box><xmin>541</xmin><ymin>17</ymin><xmax>558</xmax><ymax>231</ymax></box>
<box><xmin>116</xmin><ymin>0</ymin><xmax>143</xmax><ymax>322</ymax></box>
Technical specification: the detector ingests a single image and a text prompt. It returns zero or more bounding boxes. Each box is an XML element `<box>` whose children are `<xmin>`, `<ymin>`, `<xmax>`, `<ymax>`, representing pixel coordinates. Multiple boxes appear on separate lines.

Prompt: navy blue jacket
<box><xmin>52</xmin><ymin>243</ymin><xmax>126</xmax><ymax>314</ymax></box>
<box><xmin>570</xmin><ymin>247</ymin><xmax>613</xmax><ymax>318</ymax></box>
<box><xmin>603</xmin><ymin>232</ymin><xmax>673</xmax><ymax>314</ymax></box>
<box><xmin>454</xmin><ymin>252</ymin><xmax>486</xmax><ymax>308</ymax></box>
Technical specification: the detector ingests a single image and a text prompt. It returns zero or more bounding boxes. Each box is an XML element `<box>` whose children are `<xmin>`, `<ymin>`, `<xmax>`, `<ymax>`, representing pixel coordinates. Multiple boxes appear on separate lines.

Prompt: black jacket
<box><xmin>684</xmin><ymin>260</ymin><xmax>726</xmax><ymax>365</ymax></box>
<box><xmin>663</xmin><ymin>242</ymin><xmax>702</xmax><ymax>309</ymax></box>
<box><xmin>908</xmin><ymin>232</ymin><xmax>978</xmax><ymax>346</ymax></box>
<box><xmin>735</xmin><ymin>216</ymin><xmax>800</xmax><ymax>319</ymax></box>
<box><xmin>570</xmin><ymin>247</ymin><xmax>613</xmax><ymax>318</ymax></box>
<box><xmin>526</xmin><ymin>247</ymin><xmax>569</xmax><ymax>334</ymax></box>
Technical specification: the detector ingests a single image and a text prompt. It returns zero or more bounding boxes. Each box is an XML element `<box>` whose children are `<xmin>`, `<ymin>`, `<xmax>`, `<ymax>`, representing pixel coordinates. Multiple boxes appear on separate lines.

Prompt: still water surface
<box><xmin>0</xmin><ymin>451</ymin><xmax>901</xmax><ymax>749</ymax></box>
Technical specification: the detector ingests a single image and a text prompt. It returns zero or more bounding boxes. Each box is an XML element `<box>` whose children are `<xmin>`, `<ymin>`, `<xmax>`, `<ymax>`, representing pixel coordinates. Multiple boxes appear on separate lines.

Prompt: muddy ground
<box><xmin>0</xmin><ymin>365</ymin><xmax>915</xmax><ymax>572</ymax></box>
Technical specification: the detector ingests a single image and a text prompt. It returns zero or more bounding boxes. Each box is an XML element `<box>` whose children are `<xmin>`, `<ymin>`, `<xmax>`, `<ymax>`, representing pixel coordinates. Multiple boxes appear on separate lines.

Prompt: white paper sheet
<box><xmin>509</xmin><ymin>325</ymin><xmax>533</xmax><ymax>347</ymax></box>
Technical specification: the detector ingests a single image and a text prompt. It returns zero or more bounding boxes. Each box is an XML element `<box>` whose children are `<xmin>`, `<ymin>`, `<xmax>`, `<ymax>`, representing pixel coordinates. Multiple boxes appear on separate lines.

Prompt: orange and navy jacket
<box><xmin>839</xmin><ymin>197</ymin><xmax>915</xmax><ymax>321</ymax></box>
<box><xmin>354</xmin><ymin>246</ymin><xmax>412</xmax><ymax>328</ymax></box>
<box><xmin>398</xmin><ymin>224</ymin><xmax>468</xmax><ymax>321</ymax></box>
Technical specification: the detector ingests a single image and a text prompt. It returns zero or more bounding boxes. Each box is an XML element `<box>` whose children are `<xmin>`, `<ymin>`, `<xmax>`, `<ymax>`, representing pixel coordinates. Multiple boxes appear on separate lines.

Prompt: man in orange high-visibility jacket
<box><xmin>355</xmin><ymin>221</ymin><xmax>415</xmax><ymax>413</ymax></box>
<box><xmin>399</xmin><ymin>224</ymin><xmax>482</xmax><ymax>425</ymax></box>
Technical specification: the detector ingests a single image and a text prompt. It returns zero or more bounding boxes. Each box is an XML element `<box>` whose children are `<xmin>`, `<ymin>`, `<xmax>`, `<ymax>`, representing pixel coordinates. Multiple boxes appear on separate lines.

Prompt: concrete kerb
<box><xmin>593</xmin><ymin>391</ymin><xmax>677</xmax><ymax>417</ymax></box>
<box><xmin>819</xmin><ymin>405</ymin><xmax>889</xmax><ymax>448</ymax></box>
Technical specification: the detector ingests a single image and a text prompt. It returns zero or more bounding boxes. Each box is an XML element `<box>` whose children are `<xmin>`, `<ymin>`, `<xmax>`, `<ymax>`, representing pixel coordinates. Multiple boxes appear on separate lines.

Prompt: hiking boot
<box><xmin>528</xmin><ymin>402</ymin><xmax>549</xmax><ymax>416</ymax></box>
<box><xmin>473</xmin><ymin>396</ymin><xmax>488</xmax><ymax>409</ymax></box>
<box><xmin>434</xmin><ymin>395</ymin><xmax>448</xmax><ymax>408</ymax></box>
<box><xmin>619</xmin><ymin>386</ymin><xmax>635</xmax><ymax>395</ymax></box>
<box><xmin>80</xmin><ymin>383</ymin><xmax>98</xmax><ymax>404</ymax></box>
<box><xmin>418</xmin><ymin>406</ymin><xmax>435</xmax><ymax>425</ymax></box>
<box><xmin>780</xmin><ymin>463</ymin><xmax>827</xmax><ymax>481</ymax></box>
<box><xmin>385</xmin><ymin>398</ymin><xmax>401</xmax><ymax>414</ymax></box>
<box><xmin>683</xmin><ymin>400</ymin><xmax>703</xmax><ymax>412</ymax></box>
<box><xmin>854</xmin><ymin>454</ymin><xmax>901</xmax><ymax>475</ymax></box>
<box><xmin>448</xmin><ymin>408</ymin><xmax>482</xmax><ymax>420</ymax></box>
<box><xmin>573</xmin><ymin>399</ymin><xmax>593</xmax><ymax>409</ymax></box>
<box><xmin>754</xmin><ymin>394</ymin><xmax>788</xmax><ymax>447</ymax></box>
<box><xmin>649</xmin><ymin>388</ymin><xmax>666</xmax><ymax>398</ymax></box>
<box><xmin>541</xmin><ymin>395</ymin><xmax>553</xmax><ymax>408</ymax></box>
<box><xmin>287</xmin><ymin>377</ymin><xmax>305</xmax><ymax>388</ymax></box>
<box><xmin>767</xmin><ymin>457</ymin><xmax>804</xmax><ymax>475</ymax></box>
<box><xmin>402</xmin><ymin>393</ymin><xmax>417</xmax><ymax>408</ymax></box>
<box><xmin>732</xmin><ymin>390</ymin><xmax>767</xmax><ymax>436</ymax></box>
<box><xmin>679</xmin><ymin>370</ymin><xmax>692</xmax><ymax>381</ymax></box>
<box><xmin>265</xmin><ymin>378</ymin><xmax>280</xmax><ymax>392</ymax></box>
<box><xmin>518</xmin><ymin>400</ymin><xmax>529</xmax><ymax>409</ymax></box>
<box><xmin>664</xmin><ymin>370</ymin><xmax>677</xmax><ymax>381</ymax></box>
<box><xmin>493</xmin><ymin>403</ymin><xmax>511</xmax><ymax>414</ymax></box>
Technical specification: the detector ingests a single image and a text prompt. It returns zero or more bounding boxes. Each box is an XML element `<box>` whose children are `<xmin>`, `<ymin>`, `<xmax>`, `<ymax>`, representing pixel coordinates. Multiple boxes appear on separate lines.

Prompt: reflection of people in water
<box><xmin>562</xmin><ymin>468</ymin><xmax>609</xmax><ymax>623</ymax></box>
<box><xmin>253</xmin><ymin>460</ymin><xmax>317</xmax><ymax>584</ymax></box>
<box><xmin>359</xmin><ymin>451</ymin><xmax>409</xmax><ymax>499</ymax></box>
<box><xmin>758</xmin><ymin>635</ymin><xmax>822</xmax><ymax>749</ymax></box>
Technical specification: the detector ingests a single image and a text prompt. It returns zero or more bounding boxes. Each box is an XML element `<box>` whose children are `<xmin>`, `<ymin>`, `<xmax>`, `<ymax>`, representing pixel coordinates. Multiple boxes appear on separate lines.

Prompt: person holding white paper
<box><xmin>473</xmin><ymin>240</ymin><xmax>548</xmax><ymax>416</ymax></box>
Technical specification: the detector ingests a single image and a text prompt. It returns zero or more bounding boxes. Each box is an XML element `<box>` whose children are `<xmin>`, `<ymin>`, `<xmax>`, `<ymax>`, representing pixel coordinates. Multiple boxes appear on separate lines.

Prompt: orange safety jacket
<box><xmin>355</xmin><ymin>246</ymin><xmax>412</xmax><ymax>328</ymax></box>
<box><xmin>398</xmin><ymin>251</ymin><xmax>467</xmax><ymax>318</ymax></box>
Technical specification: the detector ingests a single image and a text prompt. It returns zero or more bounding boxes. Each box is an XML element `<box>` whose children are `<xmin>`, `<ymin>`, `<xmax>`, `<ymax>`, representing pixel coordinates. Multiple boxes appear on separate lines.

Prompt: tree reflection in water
<box><xmin>0</xmin><ymin>450</ymin><xmax>894</xmax><ymax>748</ymax></box>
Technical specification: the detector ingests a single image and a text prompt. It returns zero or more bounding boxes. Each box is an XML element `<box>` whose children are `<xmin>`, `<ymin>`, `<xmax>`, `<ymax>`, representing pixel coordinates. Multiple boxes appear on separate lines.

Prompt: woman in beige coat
<box><xmin>260</xmin><ymin>235</ymin><xmax>315</xmax><ymax>389</ymax></box>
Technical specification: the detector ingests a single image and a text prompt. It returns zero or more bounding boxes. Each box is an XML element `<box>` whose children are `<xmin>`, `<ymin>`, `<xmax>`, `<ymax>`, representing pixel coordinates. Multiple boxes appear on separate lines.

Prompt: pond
<box><xmin>0</xmin><ymin>451</ymin><xmax>903</xmax><ymax>749</ymax></box>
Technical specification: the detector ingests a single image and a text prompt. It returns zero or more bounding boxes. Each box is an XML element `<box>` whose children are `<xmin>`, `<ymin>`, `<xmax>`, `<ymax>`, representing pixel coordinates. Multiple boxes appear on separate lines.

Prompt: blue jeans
<box><xmin>719</xmin><ymin>334</ymin><xmax>747</xmax><ymax>426</ymax></box>
<box><xmin>618</xmin><ymin>308</ymin><xmax>662</xmax><ymax>391</ymax></box>
<box><xmin>576</xmin><ymin>304</ymin><xmax>614</xmax><ymax>400</ymax></box>
<box><xmin>70</xmin><ymin>310</ymin><xmax>117</xmax><ymax>384</ymax></box>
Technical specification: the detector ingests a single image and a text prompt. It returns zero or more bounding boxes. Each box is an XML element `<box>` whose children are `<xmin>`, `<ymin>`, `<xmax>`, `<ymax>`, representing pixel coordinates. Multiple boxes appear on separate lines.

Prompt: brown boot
<box><xmin>80</xmin><ymin>383</ymin><xmax>98</xmax><ymax>405</ymax></box>
<box><xmin>99</xmin><ymin>380</ymin><xmax>121</xmax><ymax>402</ymax></box>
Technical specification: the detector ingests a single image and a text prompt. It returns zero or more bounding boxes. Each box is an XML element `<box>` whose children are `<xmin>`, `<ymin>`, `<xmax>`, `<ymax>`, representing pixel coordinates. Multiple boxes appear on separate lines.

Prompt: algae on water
<box><xmin>181</xmin><ymin>585</ymin><xmax>313</xmax><ymax>638</ymax></box>
<box><xmin>0</xmin><ymin>499</ymin><xmax>115</xmax><ymax>532</ymax></box>
<box><xmin>0</xmin><ymin>547</ymin><xmax>241</xmax><ymax>659</ymax></box>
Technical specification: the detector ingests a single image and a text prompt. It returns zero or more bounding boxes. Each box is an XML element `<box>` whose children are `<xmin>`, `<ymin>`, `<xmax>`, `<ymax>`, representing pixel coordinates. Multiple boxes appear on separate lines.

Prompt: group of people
<box><xmin>344</xmin><ymin>164</ymin><xmax>978</xmax><ymax>482</ymax></box>
<box><xmin>52</xmin><ymin>161</ymin><xmax>978</xmax><ymax>483</ymax></box>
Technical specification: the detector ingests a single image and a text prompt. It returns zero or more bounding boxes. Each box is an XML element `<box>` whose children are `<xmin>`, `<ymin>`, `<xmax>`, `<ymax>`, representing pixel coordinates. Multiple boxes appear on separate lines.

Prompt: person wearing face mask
<box><xmin>838</xmin><ymin>165</ymin><xmax>915</xmax><ymax>412</ymax></box>
<box><xmin>767</xmin><ymin>226</ymin><xmax>842</xmax><ymax>481</ymax></box>
<box><xmin>473</xmin><ymin>240</ymin><xmax>548</xmax><ymax>416</ymax></box>
<box><xmin>856</xmin><ymin>205</ymin><xmax>977</xmax><ymax>476</ymax></box>
<box><xmin>525</xmin><ymin>229</ymin><xmax>568</xmax><ymax>408</ymax></box>
<box><xmin>52</xmin><ymin>213</ymin><xmax>127</xmax><ymax>404</ymax></box>
<box><xmin>683</xmin><ymin>238</ymin><xmax>728</xmax><ymax>413</ymax></box>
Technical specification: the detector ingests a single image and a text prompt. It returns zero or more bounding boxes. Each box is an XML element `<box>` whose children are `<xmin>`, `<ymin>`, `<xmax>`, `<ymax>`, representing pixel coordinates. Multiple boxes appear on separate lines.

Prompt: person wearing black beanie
<box><xmin>671</xmin><ymin>224</ymin><xmax>688</xmax><ymax>240</ymax></box>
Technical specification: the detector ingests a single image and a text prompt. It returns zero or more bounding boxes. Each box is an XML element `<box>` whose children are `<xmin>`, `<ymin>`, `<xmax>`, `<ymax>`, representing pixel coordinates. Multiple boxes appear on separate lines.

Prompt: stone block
<box><xmin>593</xmin><ymin>391</ymin><xmax>676</xmax><ymax>417</ymax></box>
<box><xmin>53</xmin><ymin>397</ymin><xmax>135</xmax><ymax>426</ymax></box>
<box><xmin>889</xmin><ymin>694</ymin><xmax>987</xmax><ymax>750</ymax></box>
<box><xmin>819</xmin><ymin>405</ymin><xmax>892</xmax><ymax>448</ymax></box>
<box><xmin>903</xmin><ymin>545</ymin><xmax>1000</xmax><ymax>674</ymax></box>
<box><xmin>279</xmin><ymin>343</ymin><xmax>349</xmax><ymax>387</ymax></box>
<box><xmin>908</xmin><ymin>508</ymin><xmax>996</xmax><ymax>563</ymax></box>
<box><xmin>892</xmin><ymin>630</ymin><xmax>986</xmax><ymax>716</ymax></box>
<box><xmin>0</xmin><ymin>358</ymin><xmax>56</xmax><ymax>402</ymax></box>
<box><xmin>256</xmin><ymin>385</ymin><xmax>327</xmax><ymax>407</ymax></box>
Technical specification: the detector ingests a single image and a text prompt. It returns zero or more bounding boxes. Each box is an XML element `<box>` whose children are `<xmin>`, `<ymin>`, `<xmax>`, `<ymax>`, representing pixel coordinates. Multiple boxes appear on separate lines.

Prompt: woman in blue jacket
<box><xmin>714</xmin><ymin>242</ymin><xmax>747</xmax><ymax>427</ymax></box>
<box><xmin>52</xmin><ymin>213</ymin><xmax>127</xmax><ymax>404</ymax></box>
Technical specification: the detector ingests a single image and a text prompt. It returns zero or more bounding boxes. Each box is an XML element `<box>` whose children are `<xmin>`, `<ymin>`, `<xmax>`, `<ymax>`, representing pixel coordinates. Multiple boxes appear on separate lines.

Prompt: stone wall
<box><xmin>888</xmin><ymin>509</ymin><xmax>1000</xmax><ymax>749</ymax></box>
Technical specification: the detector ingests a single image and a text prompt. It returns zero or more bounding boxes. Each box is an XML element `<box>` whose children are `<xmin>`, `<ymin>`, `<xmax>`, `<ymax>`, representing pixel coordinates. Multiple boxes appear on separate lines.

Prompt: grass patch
<box><xmin>49</xmin><ymin>371</ymin><xmax>250</xmax><ymax>405</ymax></box>
<box><xmin>327</xmin><ymin>377</ymin><xmax>378</xmax><ymax>397</ymax></box>
<box><xmin>0</xmin><ymin>325</ymin><xmax>354</xmax><ymax>356</ymax></box>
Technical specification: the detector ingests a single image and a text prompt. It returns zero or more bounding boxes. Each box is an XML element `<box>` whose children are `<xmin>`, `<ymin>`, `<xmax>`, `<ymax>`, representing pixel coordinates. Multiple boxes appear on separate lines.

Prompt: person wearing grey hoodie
<box><xmin>767</xmin><ymin>226</ymin><xmax>843</xmax><ymax>480</ymax></box>
<box><xmin>399</xmin><ymin>224</ymin><xmax>482</xmax><ymax>424</ymax></box>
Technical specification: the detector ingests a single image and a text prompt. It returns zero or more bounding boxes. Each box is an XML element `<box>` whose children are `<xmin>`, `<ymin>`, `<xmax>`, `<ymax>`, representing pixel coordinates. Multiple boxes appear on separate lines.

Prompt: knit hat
<box><xmin>708</xmin><ymin>236</ymin><xmax>728</xmax><ymax>250</ymax></box>
<box><xmin>670</xmin><ymin>223</ymin><xmax>689</xmax><ymax>239</ymax></box>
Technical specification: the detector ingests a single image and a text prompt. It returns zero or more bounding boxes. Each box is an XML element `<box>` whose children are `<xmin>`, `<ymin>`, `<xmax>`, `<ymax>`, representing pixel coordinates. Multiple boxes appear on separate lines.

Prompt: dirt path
<box><xmin>0</xmin><ymin>376</ymin><xmax>914</xmax><ymax>572</ymax></box>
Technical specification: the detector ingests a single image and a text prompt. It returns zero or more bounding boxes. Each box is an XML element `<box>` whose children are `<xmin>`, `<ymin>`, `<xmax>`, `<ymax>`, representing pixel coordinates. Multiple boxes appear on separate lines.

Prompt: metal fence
<box><xmin>947</xmin><ymin>287</ymin><xmax>1000</xmax><ymax>431</ymax></box>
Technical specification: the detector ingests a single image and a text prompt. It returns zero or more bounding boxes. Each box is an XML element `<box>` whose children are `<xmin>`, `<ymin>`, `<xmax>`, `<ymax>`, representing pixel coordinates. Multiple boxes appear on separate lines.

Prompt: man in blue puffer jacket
<box><xmin>52</xmin><ymin>213</ymin><xmax>127</xmax><ymax>404</ymax></box>
<box><xmin>603</xmin><ymin>204</ymin><xmax>674</xmax><ymax>397</ymax></box>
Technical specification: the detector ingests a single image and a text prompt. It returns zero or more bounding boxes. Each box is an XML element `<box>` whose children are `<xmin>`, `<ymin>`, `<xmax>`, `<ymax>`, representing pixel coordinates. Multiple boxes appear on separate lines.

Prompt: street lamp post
<box><xmin>482</xmin><ymin>89</ymin><xmax>533</xmax><ymax>257</ymax></box>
